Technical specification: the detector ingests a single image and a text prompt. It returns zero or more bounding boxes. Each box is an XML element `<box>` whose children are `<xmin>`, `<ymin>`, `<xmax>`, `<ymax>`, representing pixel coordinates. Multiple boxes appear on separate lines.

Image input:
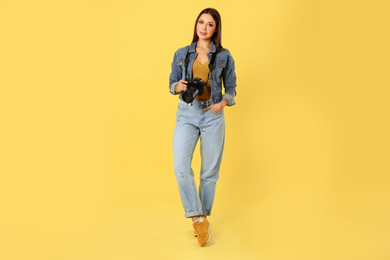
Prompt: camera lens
<box><xmin>182</xmin><ymin>88</ymin><xmax>199</xmax><ymax>103</ymax></box>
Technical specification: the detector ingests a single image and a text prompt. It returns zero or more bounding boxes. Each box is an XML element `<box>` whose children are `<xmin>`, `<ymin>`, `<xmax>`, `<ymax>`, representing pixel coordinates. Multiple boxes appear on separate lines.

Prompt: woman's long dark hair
<box><xmin>192</xmin><ymin>8</ymin><xmax>223</xmax><ymax>52</ymax></box>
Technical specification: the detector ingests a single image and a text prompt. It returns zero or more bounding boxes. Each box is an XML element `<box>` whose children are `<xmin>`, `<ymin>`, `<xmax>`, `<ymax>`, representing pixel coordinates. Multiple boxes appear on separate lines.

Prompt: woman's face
<box><xmin>196</xmin><ymin>13</ymin><xmax>217</xmax><ymax>41</ymax></box>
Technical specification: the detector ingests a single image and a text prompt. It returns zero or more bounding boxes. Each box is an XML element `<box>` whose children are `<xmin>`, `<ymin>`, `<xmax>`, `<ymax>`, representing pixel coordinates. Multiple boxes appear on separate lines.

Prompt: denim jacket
<box><xmin>169</xmin><ymin>41</ymin><xmax>237</xmax><ymax>106</ymax></box>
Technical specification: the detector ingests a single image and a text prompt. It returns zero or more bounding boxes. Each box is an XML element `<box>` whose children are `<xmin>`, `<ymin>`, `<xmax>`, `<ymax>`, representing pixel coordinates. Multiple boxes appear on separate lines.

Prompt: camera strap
<box><xmin>184</xmin><ymin>49</ymin><xmax>217</xmax><ymax>84</ymax></box>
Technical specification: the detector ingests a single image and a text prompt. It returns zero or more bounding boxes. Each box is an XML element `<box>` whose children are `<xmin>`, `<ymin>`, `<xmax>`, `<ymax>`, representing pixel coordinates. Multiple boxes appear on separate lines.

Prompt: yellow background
<box><xmin>1</xmin><ymin>0</ymin><xmax>389</xmax><ymax>259</ymax></box>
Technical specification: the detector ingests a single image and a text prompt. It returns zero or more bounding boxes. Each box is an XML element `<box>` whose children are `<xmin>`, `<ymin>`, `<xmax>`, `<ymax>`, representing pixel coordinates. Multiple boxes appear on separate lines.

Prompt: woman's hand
<box><xmin>204</xmin><ymin>99</ymin><xmax>228</xmax><ymax>113</ymax></box>
<box><xmin>174</xmin><ymin>80</ymin><xmax>188</xmax><ymax>93</ymax></box>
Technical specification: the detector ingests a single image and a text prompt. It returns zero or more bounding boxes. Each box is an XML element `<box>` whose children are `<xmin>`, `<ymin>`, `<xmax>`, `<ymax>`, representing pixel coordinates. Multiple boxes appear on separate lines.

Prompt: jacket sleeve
<box><xmin>222</xmin><ymin>53</ymin><xmax>237</xmax><ymax>106</ymax></box>
<box><xmin>169</xmin><ymin>50</ymin><xmax>182</xmax><ymax>95</ymax></box>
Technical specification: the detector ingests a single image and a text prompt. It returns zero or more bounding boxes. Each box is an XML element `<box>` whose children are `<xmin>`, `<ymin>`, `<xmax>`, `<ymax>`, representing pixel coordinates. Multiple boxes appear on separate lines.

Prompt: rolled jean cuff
<box><xmin>202</xmin><ymin>210</ymin><xmax>211</xmax><ymax>216</ymax></box>
<box><xmin>185</xmin><ymin>211</ymin><xmax>204</xmax><ymax>218</ymax></box>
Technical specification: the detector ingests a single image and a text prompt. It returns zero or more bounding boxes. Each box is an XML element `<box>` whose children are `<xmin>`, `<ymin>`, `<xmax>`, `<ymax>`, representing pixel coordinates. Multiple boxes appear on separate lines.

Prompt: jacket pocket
<box><xmin>217</xmin><ymin>59</ymin><xmax>227</xmax><ymax>68</ymax></box>
<box><xmin>215</xmin><ymin>58</ymin><xmax>227</xmax><ymax>78</ymax></box>
<box><xmin>175</xmin><ymin>58</ymin><xmax>185</xmax><ymax>66</ymax></box>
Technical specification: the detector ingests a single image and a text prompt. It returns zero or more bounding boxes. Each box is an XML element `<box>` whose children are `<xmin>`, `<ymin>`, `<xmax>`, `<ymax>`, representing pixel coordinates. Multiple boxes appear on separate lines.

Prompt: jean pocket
<box><xmin>178</xmin><ymin>100</ymin><xmax>189</xmax><ymax>111</ymax></box>
<box><xmin>209</xmin><ymin>109</ymin><xmax>222</xmax><ymax>115</ymax></box>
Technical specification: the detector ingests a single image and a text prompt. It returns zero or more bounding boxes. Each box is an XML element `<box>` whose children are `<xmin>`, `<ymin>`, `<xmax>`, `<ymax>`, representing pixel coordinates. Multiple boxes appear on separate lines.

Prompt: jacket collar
<box><xmin>189</xmin><ymin>41</ymin><xmax>216</xmax><ymax>53</ymax></box>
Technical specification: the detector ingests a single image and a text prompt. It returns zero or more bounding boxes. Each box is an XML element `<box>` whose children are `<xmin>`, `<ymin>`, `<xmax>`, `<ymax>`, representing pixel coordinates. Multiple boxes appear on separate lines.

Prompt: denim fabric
<box><xmin>172</xmin><ymin>100</ymin><xmax>225</xmax><ymax>218</ymax></box>
<box><xmin>169</xmin><ymin>41</ymin><xmax>237</xmax><ymax>106</ymax></box>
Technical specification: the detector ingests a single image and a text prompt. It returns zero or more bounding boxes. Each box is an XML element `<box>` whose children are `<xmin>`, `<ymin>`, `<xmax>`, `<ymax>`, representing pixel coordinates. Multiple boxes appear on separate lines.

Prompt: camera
<box><xmin>182</xmin><ymin>77</ymin><xmax>205</xmax><ymax>103</ymax></box>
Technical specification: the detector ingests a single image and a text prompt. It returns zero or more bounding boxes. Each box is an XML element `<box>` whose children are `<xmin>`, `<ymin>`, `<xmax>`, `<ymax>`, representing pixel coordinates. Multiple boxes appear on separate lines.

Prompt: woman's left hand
<box><xmin>204</xmin><ymin>99</ymin><xmax>228</xmax><ymax>113</ymax></box>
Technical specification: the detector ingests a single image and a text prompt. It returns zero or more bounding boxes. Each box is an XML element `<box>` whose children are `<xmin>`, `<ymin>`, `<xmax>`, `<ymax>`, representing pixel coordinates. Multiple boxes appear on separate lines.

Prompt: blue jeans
<box><xmin>173</xmin><ymin>99</ymin><xmax>225</xmax><ymax>218</ymax></box>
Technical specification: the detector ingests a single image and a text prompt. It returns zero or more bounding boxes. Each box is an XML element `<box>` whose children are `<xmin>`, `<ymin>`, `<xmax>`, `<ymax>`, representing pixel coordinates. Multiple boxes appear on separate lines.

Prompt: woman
<box><xmin>169</xmin><ymin>8</ymin><xmax>237</xmax><ymax>247</ymax></box>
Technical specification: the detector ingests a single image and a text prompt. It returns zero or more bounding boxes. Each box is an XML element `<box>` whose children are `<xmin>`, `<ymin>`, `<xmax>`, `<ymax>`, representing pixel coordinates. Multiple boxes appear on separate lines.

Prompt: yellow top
<box><xmin>192</xmin><ymin>59</ymin><xmax>211</xmax><ymax>100</ymax></box>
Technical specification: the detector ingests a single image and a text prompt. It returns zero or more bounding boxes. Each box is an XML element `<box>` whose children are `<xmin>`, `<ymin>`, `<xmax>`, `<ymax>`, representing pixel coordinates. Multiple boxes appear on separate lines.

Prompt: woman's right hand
<box><xmin>174</xmin><ymin>80</ymin><xmax>188</xmax><ymax>93</ymax></box>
